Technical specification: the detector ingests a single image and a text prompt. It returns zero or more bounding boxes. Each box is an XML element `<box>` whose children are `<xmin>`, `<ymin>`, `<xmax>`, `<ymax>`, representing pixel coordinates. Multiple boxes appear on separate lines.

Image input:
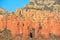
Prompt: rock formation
<box><xmin>0</xmin><ymin>0</ymin><xmax>60</xmax><ymax>40</ymax></box>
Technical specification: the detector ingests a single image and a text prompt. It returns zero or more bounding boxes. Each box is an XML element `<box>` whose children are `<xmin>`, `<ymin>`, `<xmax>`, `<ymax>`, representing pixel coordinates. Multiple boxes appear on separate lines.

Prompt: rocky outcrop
<box><xmin>0</xmin><ymin>0</ymin><xmax>60</xmax><ymax>40</ymax></box>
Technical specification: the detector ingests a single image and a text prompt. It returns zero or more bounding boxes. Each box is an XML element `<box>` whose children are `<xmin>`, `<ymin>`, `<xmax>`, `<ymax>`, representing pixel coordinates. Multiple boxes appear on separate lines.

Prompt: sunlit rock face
<box><xmin>0</xmin><ymin>0</ymin><xmax>60</xmax><ymax>40</ymax></box>
<box><xmin>0</xmin><ymin>8</ymin><xmax>8</xmax><ymax>14</ymax></box>
<box><xmin>25</xmin><ymin>0</ymin><xmax>60</xmax><ymax>12</ymax></box>
<box><xmin>30</xmin><ymin>0</ymin><xmax>35</xmax><ymax>2</ymax></box>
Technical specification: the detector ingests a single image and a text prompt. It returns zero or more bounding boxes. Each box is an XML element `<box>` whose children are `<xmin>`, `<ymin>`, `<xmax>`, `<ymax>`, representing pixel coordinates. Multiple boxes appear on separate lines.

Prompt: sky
<box><xmin>0</xmin><ymin>0</ymin><xmax>30</xmax><ymax>12</ymax></box>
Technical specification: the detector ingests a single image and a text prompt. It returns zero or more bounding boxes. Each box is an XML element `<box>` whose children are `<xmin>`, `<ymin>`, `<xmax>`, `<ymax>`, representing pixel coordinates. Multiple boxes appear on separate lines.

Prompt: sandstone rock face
<box><xmin>0</xmin><ymin>8</ymin><xmax>7</xmax><ymax>14</ymax></box>
<box><xmin>0</xmin><ymin>0</ymin><xmax>60</xmax><ymax>40</ymax></box>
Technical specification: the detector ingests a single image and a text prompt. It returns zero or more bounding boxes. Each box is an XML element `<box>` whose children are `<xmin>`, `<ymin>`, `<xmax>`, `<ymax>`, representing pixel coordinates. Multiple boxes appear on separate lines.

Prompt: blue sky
<box><xmin>0</xmin><ymin>0</ymin><xmax>30</xmax><ymax>12</ymax></box>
